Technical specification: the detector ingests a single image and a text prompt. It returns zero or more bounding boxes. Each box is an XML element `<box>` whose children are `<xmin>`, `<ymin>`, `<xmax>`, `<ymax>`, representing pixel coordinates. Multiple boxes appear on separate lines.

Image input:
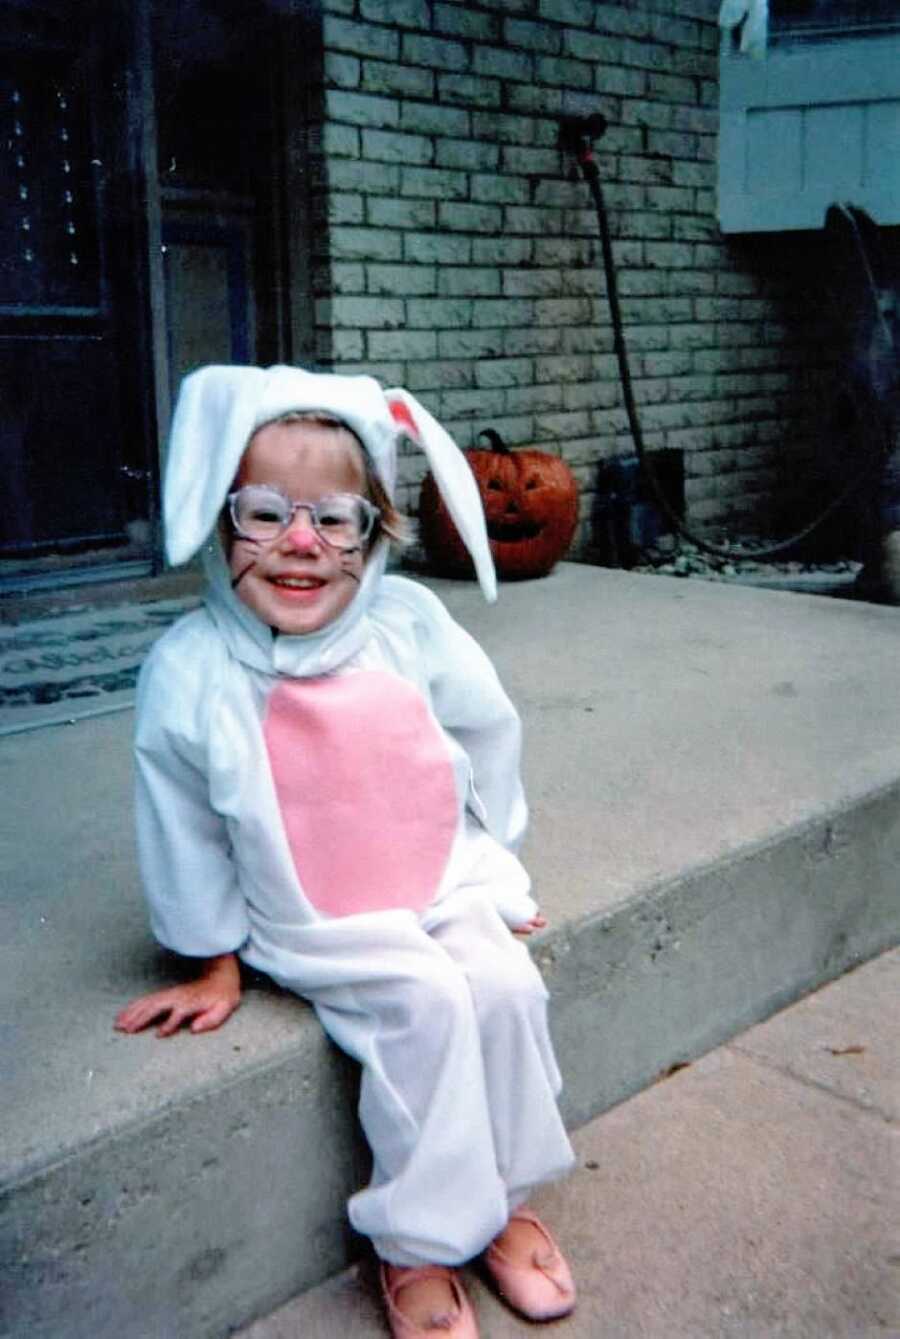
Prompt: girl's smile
<box><xmin>228</xmin><ymin>418</ymin><xmax>369</xmax><ymax>636</ymax></box>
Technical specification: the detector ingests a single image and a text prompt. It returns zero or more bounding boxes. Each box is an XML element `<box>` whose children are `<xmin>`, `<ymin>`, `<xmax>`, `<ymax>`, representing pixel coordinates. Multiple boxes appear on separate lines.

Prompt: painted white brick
<box><xmin>438</xmin><ymin>329</ymin><xmax>505</xmax><ymax>359</ymax></box>
<box><xmin>438</xmin><ymin>201</ymin><xmax>504</xmax><ymax>233</ymax></box>
<box><xmin>324</xmin><ymin>53</ymin><xmax>361</xmax><ymax>88</ymax></box>
<box><xmin>469</xmin><ymin>174</ymin><xmax>530</xmax><ymax>205</ymax></box>
<box><xmin>359</xmin><ymin>0</ymin><xmax>430</xmax><ymax>28</ymax></box>
<box><xmin>324</xmin><ymin>193</ymin><xmax>365</xmax><ymax>225</ymax></box>
<box><xmin>437</xmin><ymin>74</ymin><xmax>503</xmax><ymax>108</ymax></box>
<box><xmin>559</xmin><ymin>266</ymin><xmax>603</xmax><ymax>297</ymax></box>
<box><xmin>327</xmin><ymin>262</ymin><xmax>365</xmax><ymax>294</ymax></box>
<box><xmin>472</xmin><ymin>45</ymin><xmax>534</xmax><ymax>82</ymax></box>
<box><xmin>435</xmin><ymin>138</ymin><xmax>501</xmax><ymax>172</ymax></box>
<box><xmin>362</xmin><ymin>129</ymin><xmax>433</xmax><ymax>165</ymax></box>
<box><xmin>367</xmin><ymin>197</ymin><xmax>437</xmax><ymax>229</ymax></box>
<box><xmin>401</xmin><ymin>166</ymin><xmax>469</xmax><ymax>200</ymax></box>
<box><xmin>326</xmin><ymin>90</ymin><xmax>400</xmax><ymax>128</ymax></box>
<box><xmin>438</xmin><ymin>267</ymin><xmax>502</xmax><ymax>297</ymax></box>
<box><xmin>641</xmin><ymin>351</ymin><xmax>694</xmax><ymax>377</ymax></box>
<box><xmin>404</xmin><ymin>232</ymin><xmax>471</xmax><ymax>264</ymax></box>
<box><xmin>323</xmin><ymin>123</ymin><xmax>360</xmax><ymax>157</ymax></box>
<box><xmin>434</xmin><ymin>4</ymin><xmax>501</xmax><ymax>40</ymax></box>
<box><xmin>399</xmin><ymin>102</ymin><xmax>470</xmax><ymax>137</ymax></box>
<box><xmin>504</xmin><ymin>84</ymin><xmax>564</xmax><ymax>115</ymax></box>
<box><xmin>504</xmin><ymin>206</ymin><xmax>564</xmax><ymax>234</ymax></box>
<box><xmin>402</xmin><ymin>33</ymin><xmax>469</xmax><ymax>71</ymax></box>
<box><xmin>505</xmin><ymin>382</ymin><xmax>565</xmax><ymax>413</ymax></box>
<box><xmin>538</xmin><ymin>0</ymin><xmax>594</xmax><ymax>24</ymax></box>
<box><xmin>362</xmin><ymin>60</ymin><xmax>435</xmax><ymax>98</ymax></box>
<box><xmin>504</xmin><ymin>18</ymin><xmax>563</xmax><ymax>52</ymax></box>
<box><xmin>330</xmin><ymin>296</ymin><xmax>405</xmax><ymax>328</ymax></box>
<box><xmin>367</xmin><ymin>329</ymin><xmax>438</xmax><ymax>360</ymax></box>
<box><xmin>533</xmin><ymin>409</ymin><xmax>592</xmax><ymax>439</ymax></box>
<box><xmin>501</xmin><ymin>145</ymin><xmax>561</xmax><ymax>176</ymax></box>
<box><xmin>474</xmin><ymin>358</ymin><xmax>534</xmax><ymax>388</ymax></box>
<box><xmin>472</xmin><ymin>112</ymin><xmax>536</xmax><ymax>146</ymax></box>
<box><xmin>472</xmin><ymin>237</ymin><xmax>533</xmax><ymax>265</ymax></box>
<box><xmin>439</xmin><ymin>387</ymin><xmax>506</xmax><ymax>419</ymax></box>
<box><xmin>473</xmin><ymin>298</ymin><xmax>534</xmax><ymax>328</ymax></box>
<box><xmin>329</xmin><ymin>160</ymin><xmax>400</xmax><ymax>194</ymax></box>
<box><xmin>406</xmin><ymin>360</ymin><xmax>477</xmax><ymax>390</ymax></box>
<box><xmin>504</xmin><ymin>326</ymin><xmax>564</xmax><ymax>356</ymax></box>
<box><xmin>331</xmin><ymin>228</ymin><xmax>403</xmax><ymax>261</ymax></box>
<box><xmin>452</xmin><ymin>415</ymin><xmax>536</xmax><ymax>449</ymax></box>
<box><xmin>324</xmin><ymin>17</ymin><xmax>399</xmax><ymax>60</ymax></box>
<box><xmin>535</xmin><ymin>354</ymin><xmax>592</xmax><ymax>383</ymax></box>
<box><xmin>326</xmin><ymin>328</ymin><xmax>365</xmax><ymax>360</ymax></box>
<box><xmin>502</xmin><ymin>268</ymin><xmax>563</xmax><ymax>298</ymax></box>
<box><xmin>593</xmin><ymin>62</ymin><xmax>647</xmax><ymax>96</ymax></box>
<box><xmin>534</xmin><ymin>297</ymin><xmax>593</xmax><ymax>325</ymax></box>
<box><xmin>534</xmin><ymin>55</ymin><xmax>593</xmax><ymax>89</ymax></box>
<box><xmin>367</xmin><ymin>263</ymin><xmax>436</xmax><ymax>296</ymax></box>
<box><xmin>407</xmin><ymin>298</ymin><xmax>473</xmax><ymax>329</ymax></box>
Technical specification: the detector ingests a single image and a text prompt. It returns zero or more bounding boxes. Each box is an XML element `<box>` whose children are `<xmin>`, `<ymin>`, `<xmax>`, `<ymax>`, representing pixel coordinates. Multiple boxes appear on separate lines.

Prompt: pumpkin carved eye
<box><xmin>525</xmin><ymin>477</ymin><xmax>540</xmax><ymax>490</ymax></box>
<box><xmin>488</xmin><ymin>479</ymin><xmax>503</xmax><ymax>491</ymax></box>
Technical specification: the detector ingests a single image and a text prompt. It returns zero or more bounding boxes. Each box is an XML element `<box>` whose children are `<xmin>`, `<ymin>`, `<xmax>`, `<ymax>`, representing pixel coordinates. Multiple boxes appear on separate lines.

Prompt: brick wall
<box><xmin>308</xmin><ymin>0</ymin><xmax>840</xmax><ymax>557</ymax></box>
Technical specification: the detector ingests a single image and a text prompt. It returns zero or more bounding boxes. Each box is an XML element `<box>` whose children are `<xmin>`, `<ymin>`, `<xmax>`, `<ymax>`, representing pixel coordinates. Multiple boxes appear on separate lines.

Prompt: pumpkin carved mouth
<box><xmin>487</xmin><ymin>520</ymin><xmax>542</xmax><ymax>543</ymax></box>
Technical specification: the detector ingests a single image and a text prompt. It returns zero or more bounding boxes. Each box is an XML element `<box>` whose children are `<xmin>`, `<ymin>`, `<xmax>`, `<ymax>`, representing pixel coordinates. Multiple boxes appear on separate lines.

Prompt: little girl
<box><xmin>115</xmin><ymin>365</ymin><xmax>576</xmax><ymax>1339</ymax></box>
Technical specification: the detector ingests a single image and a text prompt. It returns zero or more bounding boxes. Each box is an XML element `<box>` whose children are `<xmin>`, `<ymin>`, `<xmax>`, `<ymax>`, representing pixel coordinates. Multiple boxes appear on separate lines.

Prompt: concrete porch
<box><xmin>2</xmin><ymin>563</ymin><xmax>899</xmax><ymax>1338</ymax></box>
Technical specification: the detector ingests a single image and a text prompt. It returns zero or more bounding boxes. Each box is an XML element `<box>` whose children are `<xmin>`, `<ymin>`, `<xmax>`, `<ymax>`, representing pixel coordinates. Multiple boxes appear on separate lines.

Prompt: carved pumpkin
<box><xmin>419</xmin><ymin>429</ymin><xmax>579</xmax><ymax>580</ymax></box>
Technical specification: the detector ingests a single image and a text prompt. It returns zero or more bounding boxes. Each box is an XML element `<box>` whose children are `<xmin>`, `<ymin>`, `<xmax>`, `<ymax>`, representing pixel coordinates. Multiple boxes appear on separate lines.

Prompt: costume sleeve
<box><xmin>134</xmin><ymin>645</ymin><xmax>250</xmax><ymax>958</ymax></box>
<box><xmin>410</xmin><ymin>585</ymin><xmax>528</xmax><ymax>853</ymax></box>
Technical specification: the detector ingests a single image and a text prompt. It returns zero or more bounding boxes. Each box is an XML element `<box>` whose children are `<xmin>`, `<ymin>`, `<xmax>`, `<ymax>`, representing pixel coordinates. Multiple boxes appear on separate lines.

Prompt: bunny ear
<box><xmin>164</xmin><ymin>365</ymin><xmax>269</xmax><ymax>566</ymax></box>
<box><xmin>386</xmin><ymin>388</ymin><xmax>497</xmax><ymax>603</ymax></box>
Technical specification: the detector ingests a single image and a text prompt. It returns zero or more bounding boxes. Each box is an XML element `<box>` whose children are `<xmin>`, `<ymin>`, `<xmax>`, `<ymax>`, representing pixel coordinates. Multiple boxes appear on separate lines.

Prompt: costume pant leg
<box><xmin>309</xmin><ymin>919</ymin><xmax>510</xmax><ymax>1267</ymax></box>
<box><xmin>423</xmin><ymin>891</ymin><xmax>576</xmax><ymax>1209</ymax></box>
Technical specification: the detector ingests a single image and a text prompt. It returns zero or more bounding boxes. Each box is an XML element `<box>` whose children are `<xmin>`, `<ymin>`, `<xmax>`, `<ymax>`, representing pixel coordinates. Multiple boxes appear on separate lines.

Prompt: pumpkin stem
<box><xmin>477</xmin><ymin>428</ymin><xmax>511</xmax><ymax>454</ymax></box>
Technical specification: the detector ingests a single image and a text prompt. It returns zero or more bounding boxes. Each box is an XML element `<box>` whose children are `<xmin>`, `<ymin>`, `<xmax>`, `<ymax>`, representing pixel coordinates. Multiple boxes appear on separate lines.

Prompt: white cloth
<box><xmin>719</xmin><ymin>0</ymin><xmax>768</xmax><ymax>56</ymax></box>
<box><xmin>313</xmin><ymin>893</ymin><xmax>575</xmax><ymax>1265</ymax></box>
<box><xmin>134</xmin><ymin>363</ymin><xmax>574</xmax><ymax>1262</ymax></box>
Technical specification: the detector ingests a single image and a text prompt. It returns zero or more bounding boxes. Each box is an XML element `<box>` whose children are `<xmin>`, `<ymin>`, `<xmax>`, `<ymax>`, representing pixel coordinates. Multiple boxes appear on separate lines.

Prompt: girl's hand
<box><xmin>114</xmin><ymin>953</ymin><xmax>241</xmax><ymax>1037</ymax></box>
<box><xmin>512</xmin><ymin>912</ymin><xmax>548</xmax><ymax>937</ymax></box>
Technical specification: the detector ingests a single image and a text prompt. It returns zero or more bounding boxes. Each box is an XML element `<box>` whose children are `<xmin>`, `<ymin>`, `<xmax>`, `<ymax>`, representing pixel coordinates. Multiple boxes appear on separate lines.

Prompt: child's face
<box><xmin>228</xmin><ymin>418</ymin><xmax>370</xmax><ymax>636</ymax></box>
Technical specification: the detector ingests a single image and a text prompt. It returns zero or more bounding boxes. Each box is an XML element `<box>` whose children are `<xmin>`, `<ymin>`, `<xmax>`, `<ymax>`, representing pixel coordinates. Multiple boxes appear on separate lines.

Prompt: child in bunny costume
<box><xmin>115</xmin><ymin>365</ymin><xmax>576</xmax><ymax>1339</ymax></box>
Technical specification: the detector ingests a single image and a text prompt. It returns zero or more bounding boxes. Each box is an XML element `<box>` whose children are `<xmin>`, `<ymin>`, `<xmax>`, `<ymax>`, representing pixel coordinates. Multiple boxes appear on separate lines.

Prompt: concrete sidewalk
<box><xmin>2</xmin><ymin>563</ymin><xmax>899</xmax><ymax>1339</ymax></box>
<box><xmin>239</xmin><ymin>945</ymin><xmax>900</xmax><ymax>1339</ymax></box>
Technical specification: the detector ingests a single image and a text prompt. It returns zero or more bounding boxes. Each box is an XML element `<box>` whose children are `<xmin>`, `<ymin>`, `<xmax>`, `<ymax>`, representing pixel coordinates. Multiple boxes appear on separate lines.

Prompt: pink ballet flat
<box><xmin>379</xmin><ymin>1263</ymin><xmax>480</xmax><ymax>1338</ymax></box>
<box><xmin>483</xmin><ymin>1208</ymin><xmax>576</xmax><ymax>1322</ymax></box>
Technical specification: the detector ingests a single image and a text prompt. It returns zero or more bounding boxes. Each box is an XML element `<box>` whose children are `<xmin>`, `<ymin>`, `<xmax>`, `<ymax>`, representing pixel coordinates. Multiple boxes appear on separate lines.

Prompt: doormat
<box><xmin>0</xmin><ymin>596</ymin><xmax>201</xmax><ymax>737</ymax></box>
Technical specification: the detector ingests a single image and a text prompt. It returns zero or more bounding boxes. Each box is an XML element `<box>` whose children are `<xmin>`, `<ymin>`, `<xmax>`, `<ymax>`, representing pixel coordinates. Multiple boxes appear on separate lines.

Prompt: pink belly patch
<box><xmin>263</xmin><ymin>671</ymin><xmax>458</xmax><ymax>917</ymax></box>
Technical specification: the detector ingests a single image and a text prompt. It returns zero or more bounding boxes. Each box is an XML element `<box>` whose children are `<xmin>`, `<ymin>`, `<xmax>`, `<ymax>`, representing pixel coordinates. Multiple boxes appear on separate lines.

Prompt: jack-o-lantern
<box><xmin>419</xmin><ymin>429</ymin><xmax>579</xmax><ymax>580</ymax></box>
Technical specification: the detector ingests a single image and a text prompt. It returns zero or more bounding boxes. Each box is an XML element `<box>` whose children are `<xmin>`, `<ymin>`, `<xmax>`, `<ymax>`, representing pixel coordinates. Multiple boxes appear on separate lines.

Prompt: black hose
<box><xmin>576</xmin><ymin>152</ymin><xmax>889</xmax><ymax>563</ymax></box>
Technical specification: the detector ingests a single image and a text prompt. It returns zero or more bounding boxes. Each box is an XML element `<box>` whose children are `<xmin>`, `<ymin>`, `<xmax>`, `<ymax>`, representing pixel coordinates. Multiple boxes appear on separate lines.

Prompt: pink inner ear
<box><xmin>264</xmin><ymin>672</ymin><xmax>458</xmax><ymax>918</ymax></box>
<box><xmin>387</xmin><ymin>397</ymin><xmax>419</xmax><ymax>440</ymax></box>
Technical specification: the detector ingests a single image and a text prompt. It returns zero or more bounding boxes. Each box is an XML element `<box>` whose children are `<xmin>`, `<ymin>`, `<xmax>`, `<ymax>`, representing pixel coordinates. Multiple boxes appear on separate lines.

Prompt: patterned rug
<box><xmin>0</xmin><ymin>596</ymin><xmax>201</xmax><ymax>736</ymax></box>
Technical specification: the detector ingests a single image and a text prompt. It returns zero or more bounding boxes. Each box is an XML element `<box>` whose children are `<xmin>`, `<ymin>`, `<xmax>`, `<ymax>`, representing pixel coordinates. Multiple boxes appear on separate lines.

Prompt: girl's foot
<box><xmin>483</xmin><ymin>1207</ymin><xmax>576</xmax><ymax>1321</ymax></box>
<box><xmin>379</xmin><ymin>1262</ymin><xmax>479</xmax><ymax>1337</ymax></box>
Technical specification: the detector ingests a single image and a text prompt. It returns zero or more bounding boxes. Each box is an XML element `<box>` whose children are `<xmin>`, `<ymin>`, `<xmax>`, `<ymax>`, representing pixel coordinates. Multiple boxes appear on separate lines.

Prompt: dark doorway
<box><xmin>0</xmin><ymin>1</ymin><xmax>157</xmax><ymax>587</ymax></box>
<box><xmin>0</xmin><ymin>0</ymin><xmax>309</xmax><ymax>593</ymax></box>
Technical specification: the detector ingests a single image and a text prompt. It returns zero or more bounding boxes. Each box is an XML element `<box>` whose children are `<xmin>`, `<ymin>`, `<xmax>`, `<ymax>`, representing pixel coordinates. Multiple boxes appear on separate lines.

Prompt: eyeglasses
<box><xmin>228</xmin><ymin>485</ymin><xmax>380</xmax><ymax>551</ymax></box>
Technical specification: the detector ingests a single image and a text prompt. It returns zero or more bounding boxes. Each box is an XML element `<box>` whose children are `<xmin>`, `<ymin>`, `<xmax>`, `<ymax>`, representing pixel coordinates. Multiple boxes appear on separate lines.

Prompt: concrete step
<box><xmin>236</xmin><ymin>946</ymin><xmax>900</xmax><ymax>1339</ymax></box>
<box><xmin>2</xmin><ymin>565</ymin><xmax>899</xmax><ymax>1339</ymax></box>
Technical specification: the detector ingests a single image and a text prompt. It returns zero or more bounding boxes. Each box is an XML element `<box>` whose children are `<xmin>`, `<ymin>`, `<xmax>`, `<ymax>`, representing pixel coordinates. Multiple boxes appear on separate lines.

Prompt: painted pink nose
<box><xmin>282</xmin><ymin>512</ymin><xmax>321</xmax><ymax>553</ymax></box>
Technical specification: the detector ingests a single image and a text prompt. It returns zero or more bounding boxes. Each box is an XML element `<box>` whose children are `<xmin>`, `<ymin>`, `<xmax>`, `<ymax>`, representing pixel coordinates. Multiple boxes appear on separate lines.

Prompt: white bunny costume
<box><xmin>135</xmin><ymin>365</ymin><xmax>574</xmax><ymax>1266</ymax></box>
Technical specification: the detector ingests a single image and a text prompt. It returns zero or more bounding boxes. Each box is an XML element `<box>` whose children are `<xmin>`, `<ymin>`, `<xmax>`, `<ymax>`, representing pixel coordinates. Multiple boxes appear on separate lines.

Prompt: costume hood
<box><xmin>163</xmin><ymin>364</ymin><xmax>496</xmax><ymax>600</ymax></box>
<box><xmin>162</xmin><ymin>365</ymin><xmax>497</xmax><ymax>678</ymax></box>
